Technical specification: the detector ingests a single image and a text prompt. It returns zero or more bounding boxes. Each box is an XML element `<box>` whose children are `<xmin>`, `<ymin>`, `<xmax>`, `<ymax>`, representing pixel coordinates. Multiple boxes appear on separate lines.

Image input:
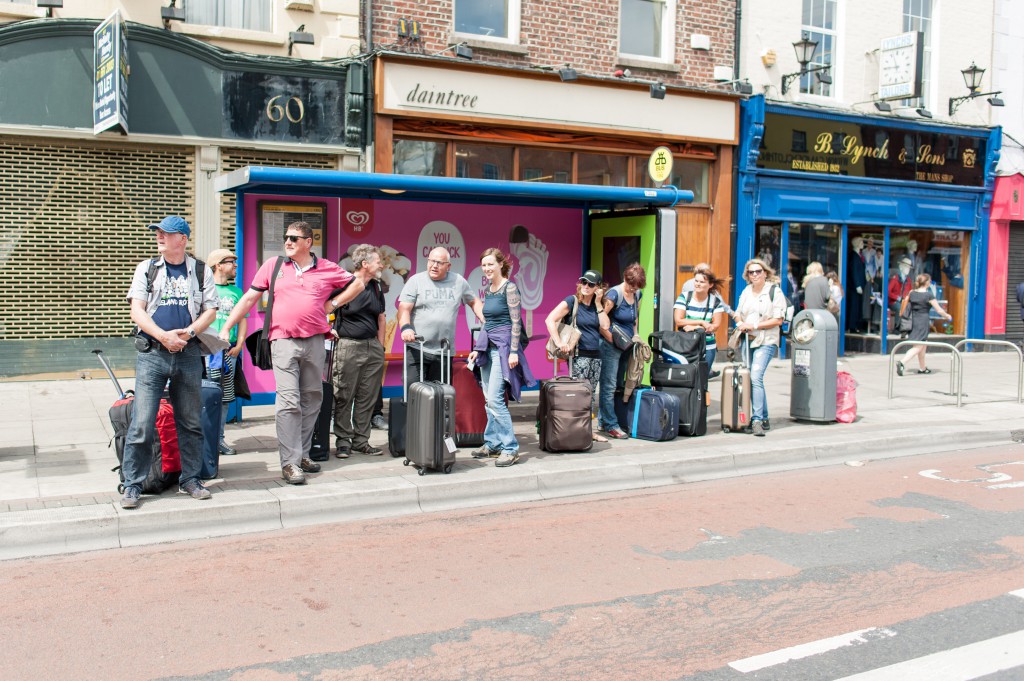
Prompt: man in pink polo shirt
<box><xmin>219</xmin><ymin>221</ymin><xmax>363</xmax><ymax>484</ymax></box>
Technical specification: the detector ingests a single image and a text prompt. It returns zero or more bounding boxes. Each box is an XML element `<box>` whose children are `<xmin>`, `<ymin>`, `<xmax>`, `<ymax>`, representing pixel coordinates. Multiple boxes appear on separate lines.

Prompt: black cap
<box><xmin>580</xmin><ymin>269</ymin><xmax>602</xmax><ymax>285</ymax></box>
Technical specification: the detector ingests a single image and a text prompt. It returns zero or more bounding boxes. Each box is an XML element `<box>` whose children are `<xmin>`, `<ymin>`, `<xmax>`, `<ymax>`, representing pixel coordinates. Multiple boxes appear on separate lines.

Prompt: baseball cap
<box><xmin>580</xmin><ymin>269</ymin><xmax>602</xmax><ymax>285</ymax></box>
<box><xmin>207</xmin><ymin>248</ymin><xmax>237</xmax><ymax>268</ymax></box>
<box><xmin>147</xmin><ymin>215</ymin><xmax>191</xmax><ymax>238</ymax></box>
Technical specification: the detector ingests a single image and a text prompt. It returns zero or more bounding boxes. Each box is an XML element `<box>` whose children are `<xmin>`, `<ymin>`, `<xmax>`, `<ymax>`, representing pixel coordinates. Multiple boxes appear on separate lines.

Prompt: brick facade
<box><xmin>370</xmin><ymin>0</ymin><xmax>736</xmax><ymax>88</ymax></box>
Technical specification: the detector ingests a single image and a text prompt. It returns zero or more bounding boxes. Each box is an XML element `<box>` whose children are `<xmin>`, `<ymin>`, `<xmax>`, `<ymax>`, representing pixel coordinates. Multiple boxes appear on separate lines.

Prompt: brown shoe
<box><xmin>282</xmin><ymin>464</ymin><xmax>306</xmax><ymax>485</ymax></box>
<box><xmin>352</xmin><ymin>443</ymin><xmax>384</xmax><ymax>456</ymax></box>
<box><xmin>299</xmin><ymin>458</ymin><xmax>322</xmax><ymax>474</ymax></box>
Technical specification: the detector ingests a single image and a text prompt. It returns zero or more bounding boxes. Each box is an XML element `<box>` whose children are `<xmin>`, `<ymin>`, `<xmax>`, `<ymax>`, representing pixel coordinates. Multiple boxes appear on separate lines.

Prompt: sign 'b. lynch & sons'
<box><xmin>758</xmin><ymin>113</ymin><xmax>986</xmax><ymax>187</ymax></box>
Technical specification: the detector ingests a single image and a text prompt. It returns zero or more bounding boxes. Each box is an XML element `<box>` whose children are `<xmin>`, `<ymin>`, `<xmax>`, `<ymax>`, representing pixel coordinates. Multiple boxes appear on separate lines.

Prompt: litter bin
<box><xmin>789</xmin><ymin>308</ymin><xmax>838</xmax><ymax>422</ymax></box>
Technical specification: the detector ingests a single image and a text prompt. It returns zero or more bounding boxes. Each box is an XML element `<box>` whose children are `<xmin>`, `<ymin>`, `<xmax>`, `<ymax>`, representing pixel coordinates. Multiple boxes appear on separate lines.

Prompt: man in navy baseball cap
<box><xmin>147</xmin><ymin>215</ymin><xmax>191</xmax><ymax>237</ymax></box>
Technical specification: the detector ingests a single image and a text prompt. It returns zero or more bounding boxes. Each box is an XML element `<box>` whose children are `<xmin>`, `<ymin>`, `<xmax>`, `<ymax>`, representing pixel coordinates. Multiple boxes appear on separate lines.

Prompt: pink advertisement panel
<box><xmin>239</xmin><ymin>195</ymin><xmax>584</xmax><ymax>396</ymax></box>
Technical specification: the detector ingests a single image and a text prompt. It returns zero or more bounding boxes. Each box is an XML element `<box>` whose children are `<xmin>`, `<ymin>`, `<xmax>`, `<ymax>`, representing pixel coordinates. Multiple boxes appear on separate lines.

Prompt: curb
<box><xmin>0</xmin><ymin>426</ymin><xmax>1012</xmax><ymax>562</ymax></box>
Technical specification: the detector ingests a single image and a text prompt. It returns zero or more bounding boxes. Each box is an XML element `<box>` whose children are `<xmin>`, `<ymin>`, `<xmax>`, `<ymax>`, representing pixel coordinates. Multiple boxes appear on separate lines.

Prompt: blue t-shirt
<box><xmin>605</xmin><ymin>286</ymin><xmax>640</xmax><ymax>337</ymax></box>
<box><xmin>149</xmin><ymin>260</ymin><xmax>191</xmax><ymax>335</ymax></box>
<box><xmin>563</xmin><ymin>295</ymin><xmax>601</xmax><ymax>353</ymax></box>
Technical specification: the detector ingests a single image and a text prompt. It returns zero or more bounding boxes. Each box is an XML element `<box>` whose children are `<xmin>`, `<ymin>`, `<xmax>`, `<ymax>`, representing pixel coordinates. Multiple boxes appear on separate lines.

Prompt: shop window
<box><xmin>788</xmin><ymin>223</ymin><xmax>840</xmax><ymax>310</ymax></box>
<box><xmin>754</xmin><ymin>223</ymin><xmax>782</xmax><ymax>275</ymax></box>
<box><xmin>453</xmin><ymin>0</ymin><xmax>520</xmax><ymax>42</ymax></box>
<box><xmin>900</xmin><ymin>0</ymin><xmax>932</xmax><ymax>109</ymax></box>
<box><xmin>792</xmin><ymin>130</ymin><xmax>808</xmax><ymax>153</ymax></box>
<box><xmin>185</xmin><ymin>0</ymin><xmax>271</xmax><ymax>32</ymax></box>
<box><xmin>454</xmin><ymin>143</ymin><xmax>512</xmax><ymax>180</ymax></box>
<box><xmin>393</xmin><ymin>140</ymin><xmax>446</xmax><ymax>177</ymax></box>
<box><xmin>620</xmin><ymin>0</ymin><xmax>676</xmax><ymax>62</ymax></box>
<box><xmin>519</xmin><ymin>148</ymin><xmax>572</xmax><ymax>183</ymax></box>
<box><xmin>635</xmin><ymin>158</ymin><xmax>708</xmax><ymax>203</ymax></box>
<box><xmin>578</xmin><ymin>153</ymin><xmax>628</xmax><ymax>186</ymax></box>
<box><xmin>800</xmin><ymin>0</ymin><xmax>836</xmax><ymax>97</ymax></box>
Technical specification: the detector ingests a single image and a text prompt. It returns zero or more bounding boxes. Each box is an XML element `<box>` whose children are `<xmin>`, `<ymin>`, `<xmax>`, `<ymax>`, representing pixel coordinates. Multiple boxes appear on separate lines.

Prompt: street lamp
<box><xmin>781</xmin><ymin>33</ymin><xmax>832</xmax><ymax>95</ymax></box>
<box><xmin>948</xmin><ymin>62</ymin><xmax>1003</xmax><ymax>116</ymax></box>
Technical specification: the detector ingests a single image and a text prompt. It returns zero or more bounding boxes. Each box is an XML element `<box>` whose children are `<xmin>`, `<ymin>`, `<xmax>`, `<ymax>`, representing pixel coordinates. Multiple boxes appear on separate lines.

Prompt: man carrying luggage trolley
<box><xmin>121</xmin><ymin>216</ymin><xmax>219</xmax><ymax>509</ymax></box>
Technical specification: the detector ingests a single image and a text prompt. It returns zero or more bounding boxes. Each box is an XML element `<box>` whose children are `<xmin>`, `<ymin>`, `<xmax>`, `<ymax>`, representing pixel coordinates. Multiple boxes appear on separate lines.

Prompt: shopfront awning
<box><xmin>215</xmin><ymin>166</ymin><xmax>693</xmax><ymax>208</ymax></box>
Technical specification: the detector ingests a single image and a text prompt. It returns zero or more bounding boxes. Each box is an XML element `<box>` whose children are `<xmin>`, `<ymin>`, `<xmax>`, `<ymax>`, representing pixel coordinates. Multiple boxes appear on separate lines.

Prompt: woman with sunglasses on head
<box><xmin>467</xmin><ymin>248</ymin><xmax>536</xmax><ymax>467</ymax></box>
<box><xmin>544</xmin><ymin>269</ymin><xmax>608</xmax><ymax>443</ymax></box>
<box><xmin>597</xmin><ymin>262</ymin><xmax>647</xmax><ymax>439</ymax></box>
<box><xmin>732</xmin><ymin>258</ymin><xmax>787</xmax><ymax>437</ymax></box>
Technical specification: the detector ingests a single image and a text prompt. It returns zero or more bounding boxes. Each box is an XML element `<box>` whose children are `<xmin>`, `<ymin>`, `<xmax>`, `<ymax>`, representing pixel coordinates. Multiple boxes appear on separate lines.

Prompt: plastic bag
<box><xmin>836</xmin><ymin>371</ymin><xmax>858</xmax><ymax>423</ymax></box>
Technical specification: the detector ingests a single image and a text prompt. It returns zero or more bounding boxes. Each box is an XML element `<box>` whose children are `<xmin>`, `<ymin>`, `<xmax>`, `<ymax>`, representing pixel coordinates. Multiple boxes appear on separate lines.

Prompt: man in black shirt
<box><xmin>325</xmin><ymin>244</ymin><xmax>387</xmax><ymax>457</ymax></box>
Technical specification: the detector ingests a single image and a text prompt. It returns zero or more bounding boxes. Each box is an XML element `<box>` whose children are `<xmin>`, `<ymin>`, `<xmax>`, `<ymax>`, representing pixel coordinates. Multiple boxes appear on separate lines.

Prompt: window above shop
<box><xmin>184</xmin><ymin>0</ymin><xmax>272</xmax><ymax>33</ymax></box>
<box><xmin>453</xmin><ymin>0</ymin><xmax>521</xmax><ymax>44</ymax></box>
<box><xmin>800</xmin><ymin>0</ymin><xmax>836</xmax><ymax>97</ymax></box>
<box><xmin>619</xmin><ymin>0</ymin><xmax>676</xmax><ymax>64</ymax></box>
<box><xmin>899</xmin><ymin>0</ymin><xmax>933</xmax><ymax>109</ymax></box>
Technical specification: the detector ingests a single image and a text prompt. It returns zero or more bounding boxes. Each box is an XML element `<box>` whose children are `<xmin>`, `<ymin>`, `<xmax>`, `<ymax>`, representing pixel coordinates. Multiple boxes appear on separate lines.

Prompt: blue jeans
<box><xmin>749</xmin><ymin>344</ymin><xmax>777</xmax><ymax>422</ymax></box>
<box><xmin>122</xmin><ymin>343</ymin><xmax>204</xmax><ymax>491</ymax></box>
<box><xmin>598</xmin><ymin>341</ymin><xmax>628</xmax><ymax>431</ymax></box>
<box><xmin>705</xmin><ymin>347</ymin><xmax>717</xmax><ymax>369</ymax></box>
<box><xmin>481</xmin><ymin>347</ymin><xmax>518</xmax><ymax>453</ymax></box>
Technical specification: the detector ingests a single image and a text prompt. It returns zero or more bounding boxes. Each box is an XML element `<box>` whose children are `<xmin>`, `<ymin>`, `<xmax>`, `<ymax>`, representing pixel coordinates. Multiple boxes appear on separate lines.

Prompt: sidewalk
<box><xmin>0</xmin><ymin>351</ymin><xmax>1020</xmax><ymax>560</ymax></box>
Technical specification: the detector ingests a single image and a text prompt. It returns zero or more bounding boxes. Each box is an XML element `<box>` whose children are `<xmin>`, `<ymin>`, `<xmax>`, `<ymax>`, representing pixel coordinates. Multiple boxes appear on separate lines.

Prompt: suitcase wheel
<box><xmin>417</xmin><ymin>467</ymin><xmax>426</xmax><ymax>476</ymax></box>
<box><xmin>722</xmin><ymin>425</ymin><xmax>731</xmax><ymax>433</ymax></box>
<box><xmin>403</xmin><ymin>458</ymin><xmax>410</xmax><ymax>466</ymax></box>
<box><xmin>443</xmin><ymin>463</ymin><xmax>453</xmax><ymax>474</ymax></box>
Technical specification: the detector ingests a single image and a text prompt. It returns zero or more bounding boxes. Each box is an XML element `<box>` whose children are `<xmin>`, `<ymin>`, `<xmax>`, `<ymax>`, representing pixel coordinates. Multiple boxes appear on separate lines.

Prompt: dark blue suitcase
<box><xmin>200</xmin><ymin>379</ymin><xmax>223</xmax><ymax>479</ymax></box>
<box><xmin>622</xmin><ymin>388</ymin><xmax>679</xmax><ymax>441</ymax></box>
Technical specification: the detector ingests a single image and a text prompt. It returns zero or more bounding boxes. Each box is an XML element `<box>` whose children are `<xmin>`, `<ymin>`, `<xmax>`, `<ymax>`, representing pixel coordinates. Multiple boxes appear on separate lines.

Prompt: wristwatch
<box><xmin>186</xmin><ymin>327</ymin><xmax>196</xmax><ymax>338</ymax></box>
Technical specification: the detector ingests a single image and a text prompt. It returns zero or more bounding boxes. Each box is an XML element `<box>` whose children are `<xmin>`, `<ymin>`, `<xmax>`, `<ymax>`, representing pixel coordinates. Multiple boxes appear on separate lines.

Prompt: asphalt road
<box><xmin>2</xmin><ymin>445</ymin><xmax>1023</xmax><ymax>680</ymax></box>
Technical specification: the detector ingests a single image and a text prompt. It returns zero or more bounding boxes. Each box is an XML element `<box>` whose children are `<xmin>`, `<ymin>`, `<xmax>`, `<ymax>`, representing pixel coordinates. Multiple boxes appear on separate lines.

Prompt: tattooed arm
<box><xmin>507</xmin><ymin>281</ymin><xmax>522</xmax><ymax>367</ymax></box>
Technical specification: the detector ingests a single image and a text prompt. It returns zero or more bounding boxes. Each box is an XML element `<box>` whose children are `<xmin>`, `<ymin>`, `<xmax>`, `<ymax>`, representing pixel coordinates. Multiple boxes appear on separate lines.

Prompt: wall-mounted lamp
<box><xmin>916</xmin><ymin>108</ymin><xmax>933</xmax><ymax>119</ymax></box>
<box><xmin>558</xmin><ymin>65</ymin><xmax>578</xmax><ymax>82</ymax></box>
<box><xmin>948</xmin><ymin>62</ymin><xmax>1003</xmax><ymax>115</ymax></box>
<box><xmin>161</xmin><ymin>0</ymin><xmax>185</xmax><ymax>27</ymax></box>
<box><xmin>433</xmin><ymin>42</ymin><xmax>473</xmax><ymax>60</ymax></box>
<box><xmin>650</xmin><ymin>82</ymin><xmax>667</xmax><ymax>99</ymax></box>
<box><xmin>36</xmin><ymin>0</ymin><xmax>62</xmax><ymax>17</ymax></box>
<box><xmin>713</xmin><ymin>78</ymin><xmax>754</xmax><ymax>95</ymax></box>
<box><xmin>288</xmin><ymin>25</ymin><xmax>315</xmax><ymax>56</ymax></box>
<box><xmin>874</xmin><ymin>101</ymin><xmax>892</xmax><ymax>112</ymax></box>
<box><xmin>780</xmin><ymin>33</ymin><xmax>832</xmax><ymax>95</ymax></box>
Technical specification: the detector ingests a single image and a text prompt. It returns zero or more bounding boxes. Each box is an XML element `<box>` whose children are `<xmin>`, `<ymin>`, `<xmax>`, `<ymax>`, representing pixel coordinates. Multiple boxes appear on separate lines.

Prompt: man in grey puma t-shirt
<box><xmin>398</xmin><ymin>247</ymin><xmax>483</xmax><ymax>388</ymax></box>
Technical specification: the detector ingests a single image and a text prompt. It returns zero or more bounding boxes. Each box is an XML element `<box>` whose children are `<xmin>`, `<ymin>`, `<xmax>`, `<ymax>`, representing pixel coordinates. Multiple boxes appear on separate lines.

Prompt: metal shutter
<box><xmin>1005</xmin><ymin>221</ymin><xmax>1024</xmax><ymax>341</ymax></box>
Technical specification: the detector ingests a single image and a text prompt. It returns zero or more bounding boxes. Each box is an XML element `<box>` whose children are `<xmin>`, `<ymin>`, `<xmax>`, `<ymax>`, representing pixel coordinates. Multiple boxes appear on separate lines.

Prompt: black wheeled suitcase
<box><xmin>538</xmin><ymin>358</ymin><xmax>593</xmax><ymax>452</ymax></box>
<box><xmin>309</xmin><ymin>338</ymin><xmax>334</xmax><ymax>462</ymax></box>
<box><xmin>403</xmin><ymin>339</ymin><xmax>456</xmax><ymax>475</ymax></box>
<box><xmin>200</xmin><ymin>378</ymin><xmax>224</xmax><ymax>478</ymax></box>
<box><xmin>651</xmin><ymin>360</ymin><xmax>708</xmax><ymax>436</ymax></box>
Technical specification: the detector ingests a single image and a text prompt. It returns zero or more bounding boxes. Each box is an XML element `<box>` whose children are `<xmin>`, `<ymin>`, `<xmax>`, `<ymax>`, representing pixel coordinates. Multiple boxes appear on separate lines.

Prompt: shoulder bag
<box><xmin>244</xmin><ymin>257</ymin><xmax>285</xmax><ymax>371</ymax></box>
<box><xmin>897</xmin><ymin>295</ymin><xmax>913</xmax><ymax>334</ymax></box>
<box><xmin>546</xmin><ymin>297</ymin><xmax>582</xmax><ymax>360</ymax></box>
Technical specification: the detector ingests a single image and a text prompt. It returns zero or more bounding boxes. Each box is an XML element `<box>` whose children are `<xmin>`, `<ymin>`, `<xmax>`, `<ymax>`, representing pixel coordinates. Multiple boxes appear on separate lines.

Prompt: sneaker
<box><xmin>495</xmin><ymin>451</ymin><xmax>521</xmax><ymax>467</ymax></box>
<box><xmin>896</xmin><ymin>360</ymin><xmax>905</xmax><ymax>377</ymax></box>
<box><xmin>282</xmin><ymin>464</ymin><xmax>306</xmax><ymax>485</ymax></box>
<box><xmin>371</xmin><ymin>414</ymin><xmax>387</xmax><ymax>430</ymax></box>
<box><xmin>352</xmin><ymin>443</ymin><xmax>384</xmax><ymax>456</ymax></box>
<box><xmin>120</xmin><ymin>486</ymin><xmax>141</xmax><ymax>510</ymax></box>
<box><xmin>299</xmin><ymin>457</ymin><xmax>322</xmax><ymax>473</ymax></box>
<box><xmin>709</xmin><ymin>370</ymin><xmax>721</xmax><ymax>380</ymax></box>
<box><xmin>471</xmin><ymin>444</ymin><xmax>499</xmax><ymax>459</ymax></box>
<box><xmin>607</xmin><ymin>428</ymin><xmax>629</xmax><ymax>439</ymax></box>
<box><xmin>179</xmin><ymin>479</ymin><xmax>212</xmax><ymax>500</ymax></box>
<box><xmin>335</xmin><ymin>445</ymin><xmax>350</xmax><ymax>459</ymax></box>
<box><xmin>751</xmin><ymin>420</ymin><xmax>766</xmax><ymax>437</ymax></box>
<box><xmin>762</xmin><ymin>419</ymin><xmax>771</xmax><ymax>432</ymax></box>
<box><xmin>219</xmin><ymin>443</ymin><xmax>237</xmax><ymax>456</ymax></box>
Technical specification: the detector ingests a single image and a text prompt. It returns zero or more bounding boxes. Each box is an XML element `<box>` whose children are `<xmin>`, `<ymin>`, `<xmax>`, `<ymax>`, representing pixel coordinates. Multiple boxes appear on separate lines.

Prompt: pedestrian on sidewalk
<box><xmin>801</xmin><ymin>261</ymin><xmax>831</xmax><ymax>311</ymax></box>
<box><xmin>324</xmin><ymin>244</ymin><xmax>387</xmax><ymax>458</ymax></box>
<box><xmin>896</xmin><ymin>273</ymin><xmax>953</xmax><ymax>376</ymax></box>
<box><xmin>219</xmin><ymin>222</ymin><xmax>362</xmax><ymax>485</ymax></box>
<box><xmin>597</xmin><ymin>263</ymin><xmax>647</xmax><ymax>439</ymax></box>
<box><xmin>468</xmin><ymin>249</ymin><xmax>537</xmax><ymax>467</ymax></box>
<box><xmin>544</xmin><ymin>269</ymin><xmax>607</xmax><ymax>443</ymax></box>
<box><xmin>206</xmin><ymin>248</ymin><xmax>247</xmax><ymax>456</ymax></box>
<box><xmin>673</xmin><ymin>266</ymin><xmax>727</xmax><ymax>374</ymax></box>
<box><xmin>397</xmin><ymin>247</ymin><xmax>484</xmax><ymax>391</ymax></box>
<box><xmin>120</xmin><ymin>216</ymin><xmax>219</xmax><ymax>509</ymax></box>
<box><xmin>732</xmin><ymin>258</ymin><xmax>786</xmax><ymax>437</ymax></box>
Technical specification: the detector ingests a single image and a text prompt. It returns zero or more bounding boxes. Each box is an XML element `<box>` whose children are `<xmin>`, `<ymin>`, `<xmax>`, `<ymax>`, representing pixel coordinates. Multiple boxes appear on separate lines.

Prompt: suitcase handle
<box><xmin>93</xmin><ymin>349</ymin><xmax>126</xmax><ymax>399</ymax></box>
<box><xmin>402</xmin><ymin>335</ymin><xmax>426</xmax><ymax>400</ymax></box>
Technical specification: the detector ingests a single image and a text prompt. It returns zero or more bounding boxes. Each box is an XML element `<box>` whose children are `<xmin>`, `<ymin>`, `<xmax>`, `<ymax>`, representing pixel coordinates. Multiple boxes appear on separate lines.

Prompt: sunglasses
<box><xmin>747</xmin><ymin>268</ymin><xmax>764</xmax><ymax>275</ymax></box>
<box><xmin>284</xmin><ymin>234</ymin><xmax>309</xmax><ymax>243</ymax></box>
<box><xmin>578</xmin><ymin>279</ymin><xmax>596</xmax><ymax>286</ymax></box>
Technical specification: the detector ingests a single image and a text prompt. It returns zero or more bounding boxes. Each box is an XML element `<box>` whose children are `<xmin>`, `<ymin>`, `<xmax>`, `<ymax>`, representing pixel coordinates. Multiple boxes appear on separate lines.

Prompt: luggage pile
<box><xmin>648</xmin><ymin>330</ymin><xmax>709</xmax><ymax>437</ymax></box>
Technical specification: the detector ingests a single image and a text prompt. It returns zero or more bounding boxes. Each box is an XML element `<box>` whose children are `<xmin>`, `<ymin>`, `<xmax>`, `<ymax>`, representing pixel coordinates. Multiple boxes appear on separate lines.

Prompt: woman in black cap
<box><xmin>544</xmin><ymin>269</ymin><xmax>608</xmax><ymax>442</ymax></box>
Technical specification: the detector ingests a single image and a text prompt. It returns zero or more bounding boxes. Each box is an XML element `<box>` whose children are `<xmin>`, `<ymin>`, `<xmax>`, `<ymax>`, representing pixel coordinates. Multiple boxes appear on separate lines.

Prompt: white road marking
<box><xmin>831</xmin><ymin>629</ymin><xmax>1024</xmax><ymax>680</ymax></box>
<box><xmin>729</xmin><ymin>628</ymin><xmax>897</xmax><ymax>673</ymax></box>
<box><xmin>1010</xmin><ymin>589</ymin><xmax>1024</xmax><ymax>600</ymax></box>
<box><xmin>918</xmin><ymin>461</ymin><xmax>1024</xmax><ymax>488</ymax></box>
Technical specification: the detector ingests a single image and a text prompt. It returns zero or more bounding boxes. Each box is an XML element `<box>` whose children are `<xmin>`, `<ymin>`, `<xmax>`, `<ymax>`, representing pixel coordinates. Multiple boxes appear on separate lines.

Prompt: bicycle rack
<box><xmin>952</xmin><ymin>339</ymin><xmax>1024</xmax><ymax>404</ymax></box>
<box><xmin>888</xmin><ymin>340</ymin><xmax>963</xmax><ymax>407</ymax></box>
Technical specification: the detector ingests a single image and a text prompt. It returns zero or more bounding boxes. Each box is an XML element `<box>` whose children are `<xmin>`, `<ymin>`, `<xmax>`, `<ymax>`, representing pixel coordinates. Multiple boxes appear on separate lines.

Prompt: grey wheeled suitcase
<box><xmin>403</xmin><ymin>339</ymin><xmax>457</xmax><ymax>475</ymax></box>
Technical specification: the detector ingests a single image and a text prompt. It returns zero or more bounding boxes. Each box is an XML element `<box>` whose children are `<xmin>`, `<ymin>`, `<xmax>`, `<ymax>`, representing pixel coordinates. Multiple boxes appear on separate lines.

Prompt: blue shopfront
<box><xmin>735</xmin><ymin>95</ymin><xmax>1000</xmax><ymax>356</ymax></box>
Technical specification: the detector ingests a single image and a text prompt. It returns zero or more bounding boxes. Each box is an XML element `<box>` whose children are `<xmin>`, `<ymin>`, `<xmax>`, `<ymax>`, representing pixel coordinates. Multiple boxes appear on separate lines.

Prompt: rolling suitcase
<box><xmin>388</xmin><ymin>337</ymin><xmax>423</xmax><ymax>457</ymax></box>
<box><xmin>649</xmin><ymin>330</ymin><xmax>706</xmax><ymax>365</ymax></box>
<box><xmin>622</xmin><ymin>388</ymin><xmax>679</xmax><ymax>441</ymax></box>
<box><xmin>453</xmin><ymin>360</ymin><xmax>487</xmax><ymax>448</ymax></box>
<box><xmin>309</xmin><ymin>338</ymin><xmax>334</xmax><ymax>462</ymax></box>
<box><xmin>538</xmin><ymin>357</ymin><xmax>593</xmax><ymax>452</ymax></box>
<box><xmin>651</xmin><ymin>360</ymin><xmax>708</xmax><ymax>437</ymax></box>
<box><xmin>199</xmin><ymin>378</ymin><xmax>223</xmax><ymax>479</ymax></box>
<box><xmin>403</xmin><ymin>339</ymin><xmax>456</xmax><ymax>475</ymax></box>
<box><xmin>721</xmin><ymin>335</ymin><xmax>752</xmax><ymax>433</ymax></box>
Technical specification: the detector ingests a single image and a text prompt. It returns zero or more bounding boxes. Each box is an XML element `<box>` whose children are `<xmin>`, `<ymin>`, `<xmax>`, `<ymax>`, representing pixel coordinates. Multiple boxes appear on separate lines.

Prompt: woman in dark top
<box><xmin>597</xmin><ymin>262</ymin><xmax>646</xmax><ymax>439</ymax></box>
<box><xmin>544</xmin><ymin>269</ymin><xmax>607</xmax><ymax>442</ymax></box>
<box><xmin>467</xmin><ymin>248</ymin><xmax>536</xmax><ymax>468</ymax></box>
<box><xmin>325</xmin><ymin>244</ymin><xmax>386</xmax><ymax>457</ymax></box>
<box><xmin>897</xmin><ymin>273</ymin><xmax>952</xmax><ymax>376</ymax></box>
